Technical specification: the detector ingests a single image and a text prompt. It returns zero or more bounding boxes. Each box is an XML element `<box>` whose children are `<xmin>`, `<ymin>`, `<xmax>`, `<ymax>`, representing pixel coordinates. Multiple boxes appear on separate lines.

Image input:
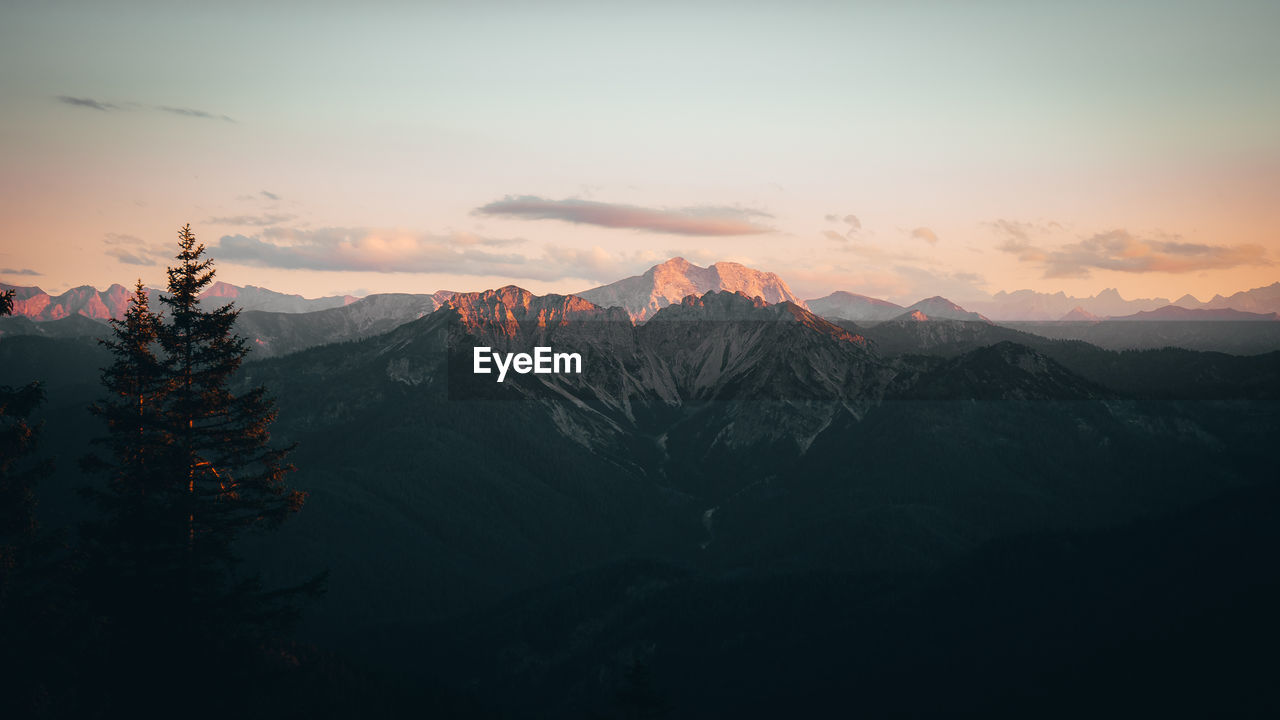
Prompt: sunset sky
<box><xmin>2</xmin><ymin>1</ymin><xmax>1277</xmax><ymax>305</ymax></box>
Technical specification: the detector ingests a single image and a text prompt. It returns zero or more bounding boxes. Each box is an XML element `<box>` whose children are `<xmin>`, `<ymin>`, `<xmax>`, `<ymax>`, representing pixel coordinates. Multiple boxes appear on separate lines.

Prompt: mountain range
<box><xmin>0</xmin><ymin>280</ymin><xmax>355</xmax><ymax>320</ymax></box>
<box><xmin>1108</xmin><ymin>306</ymin><xmax>1280</xmax><ymax>322</ymax></box>
<box><xmin>4</xmin><ymin>266</ymin><xmax>1279</xmax><ymax>716</ymax></box>
<box><xmin>5</xmin><ymin>260</ymin><xmax>1280</xmax><ymax>358</ymax></box>
<box><xmin>967</xmin><ymin>283</ymin><xmax>1280</xmax><ymax>320</ymax></box>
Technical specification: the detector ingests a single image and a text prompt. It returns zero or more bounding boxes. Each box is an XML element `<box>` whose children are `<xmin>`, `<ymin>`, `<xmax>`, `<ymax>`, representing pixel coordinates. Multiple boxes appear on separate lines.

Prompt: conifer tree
<box><xmin>81</xmin><ymin>281</ymin><xmax>174</xmax><ymax>610</ymax></box>
<box><xmin>84</xmin><ymin>226</ymin><xmax>315</xmax><ymax>653</ymax></box>
<box><xmin>156</xmin><ymin>225</ymin><xmax>306</xmax><ymax>609</ymax></box>
<box><xmin>85</xmin><ymin>281</ymin><xmax>166</xmax><ymax>490</ymax></box>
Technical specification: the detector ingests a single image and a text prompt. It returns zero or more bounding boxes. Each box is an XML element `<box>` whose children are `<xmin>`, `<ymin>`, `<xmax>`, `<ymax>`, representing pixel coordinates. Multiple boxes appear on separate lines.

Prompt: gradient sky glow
<box><xmin>2</xmin><ymin>0</ymin><xmax>1278</xmax><ymax>304</ymax></box>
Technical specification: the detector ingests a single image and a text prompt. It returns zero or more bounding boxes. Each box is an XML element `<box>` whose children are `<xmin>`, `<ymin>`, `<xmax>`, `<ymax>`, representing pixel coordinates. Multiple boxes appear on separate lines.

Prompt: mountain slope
<box><xmin>441</xmin><ymin>288</ymin><xmax>888</xmax><ymax>472</ymax></box>
<box><xmin>894</xmin><ymin>341</ymin><xmax>1109</xmax><ymax>401</ymax></box>
<box><xmin>0</xmin><ymin>313</ymin><xmax>111</xmax><ymax>340</ymax></box>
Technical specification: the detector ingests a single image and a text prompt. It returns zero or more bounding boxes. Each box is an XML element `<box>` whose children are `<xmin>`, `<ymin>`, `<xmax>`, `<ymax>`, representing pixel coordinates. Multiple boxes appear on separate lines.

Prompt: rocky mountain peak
<box><xmin>578</xmin><ymin>257</ymin><xmax>805</xmax><ymax>321</ymax></box>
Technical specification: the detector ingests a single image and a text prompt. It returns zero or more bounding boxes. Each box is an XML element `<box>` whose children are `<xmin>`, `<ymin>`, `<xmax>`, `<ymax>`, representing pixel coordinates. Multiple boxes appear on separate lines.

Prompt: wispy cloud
<box><xmin>823</xmin><ymin>213</ymin><xmax>862</xmax><ymax>241</ymax></box>
<box><xmin>107</xmin><ymin>248</ymin><xmax>157</xmax><ymax>266</ymax></box>
<box><xmin>103</xmin><ymin>232</ymin><xmax>164</xmax><ymax>266</ymax></box>
<box><xmin>475</xmin><ymin>196</ymin><xmax>773</xmax><ymax>236</ymax></box>
<box><xmin>910</xmin><ymin>227</ymin><xmax>939</xmax><ymax>245</ymax></box>
<box><xmin>205</xmin><ymin>214</ymin><xmax>296</xmax><ymax>227</ymax></box>
<box><xmin>260</xmin><ymin>190</ymin><xmax>280</xmax><ymax>201</ymax></box>
<box><xmin>56</xmin><ymin>96</ymin><xmax>117</xmax><ymax>111</ymax></box>
<box><xmin>1</xmin><ymin>268</ymin><xmax>41</xmax><ymax>276</ymax></box>
<box><xmin>212</xmin><ymin>227</ymin><xmax>637</xmax><ymax>282</ymax></box>
<box><xmin>998</xmin><ymin>228</ymin><xmax>1270</xmax><ymax>278</ymax></box>
<box><xmin>890</xmin><ymin>264</ymin><xmax>987</xmax><ymax>302</ymax></box>
<box><xmin>984</xmin><ymin>218</ymin><xmax>1066</xmax><ymax>260</ymax></box>
<box><xmin>156</xmin><ymin>105</ymin><xmax>235</xmax><ymax>123</ymax></box>
<box><xmin>54</xmin><ymin>95</ymin><xmax>235</xmax><ymax>122</ymax></box>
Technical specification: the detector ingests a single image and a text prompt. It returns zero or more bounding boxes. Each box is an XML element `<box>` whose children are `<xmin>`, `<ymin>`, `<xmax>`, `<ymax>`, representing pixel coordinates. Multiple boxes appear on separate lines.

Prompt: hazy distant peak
<box><xmin>899</xmin><ymin>296</ymin><xmax>989</xmax><ymax>323</ymax></box>
<box><xmin>806</xmin><ymin>291</ymin><xmax>905</xmax><ymax>322</ymax></box>
<box><xmin>1059</xmin><ymin>306</ymin><xmax>1101</xmax><ymax>322</ymax></box>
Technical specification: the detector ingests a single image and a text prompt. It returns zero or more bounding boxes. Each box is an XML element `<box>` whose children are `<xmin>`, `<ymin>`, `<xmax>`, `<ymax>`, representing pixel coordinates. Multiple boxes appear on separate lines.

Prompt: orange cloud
<box><xmin>996</xmin><ymin>229</ymin><xmax>1270</xmax><ymax>278</ymax></box>
<box><xmin>910</xmin><ymin>227</ymin><xmax>939</xmax><ymax>244</ymax></box>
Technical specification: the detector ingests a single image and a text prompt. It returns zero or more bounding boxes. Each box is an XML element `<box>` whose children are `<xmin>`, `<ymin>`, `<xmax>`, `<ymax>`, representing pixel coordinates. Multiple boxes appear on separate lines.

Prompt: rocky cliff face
<box><xmin>388</xmin><ymin>288</ymin><xmax>888</xmax><ymax>465</ymax></box>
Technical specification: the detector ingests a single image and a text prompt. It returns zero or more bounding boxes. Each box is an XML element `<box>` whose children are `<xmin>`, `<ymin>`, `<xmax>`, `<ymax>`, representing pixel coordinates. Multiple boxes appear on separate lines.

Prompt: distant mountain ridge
<box><xmin>1180</xmin><ymin>282</ymin><xmax>1280</xmax><ymax>314</ymax></box>
<box><xmin>969</xmin><ymin>287</ymin><xmax>1172</xmax><ymax>320</ymax></box>
<box><xmin>235</xmin><ymin>291</ymin><xmax>454</xmax><ymax>357</ymax></box>
<box><xmin>7</xmin><ymin>266</ymin><xmax>1279</xmax><ymax>360</ymax></box>
<box><xmin>893</xmin><ymin>296</ymin><xmax>990</xmax><ymax>323</ymax></box>
<box><xmin>806</xmin><ymin>291</ymin><xmax>904</xmax><ymax>322</ymax></box>
<box><xmin>197</xmin><ymin>281</ymin><xmax>357</xmax><ymax>313</ymax></box>
<box><xmin>1108</xmin><ymin>306</ymin><xmax>1280</xmax><ymax>322</ymax></box>
<box><xmin>0</xmin><ymin>280</ymin><xmax>357</xmax><ymax>320</ymax></box>
<box><xmin>968</xmin><ymin>282</ymin><xmax>1280</xmax><ymax>320</ymax></box>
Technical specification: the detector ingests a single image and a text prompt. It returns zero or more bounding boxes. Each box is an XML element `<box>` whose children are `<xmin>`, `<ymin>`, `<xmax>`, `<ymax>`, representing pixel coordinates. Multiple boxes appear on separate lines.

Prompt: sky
<box><xmin>1</xmin><ymin>0</ymin><xmax>1278</xmax><ymax>305</ymax></box>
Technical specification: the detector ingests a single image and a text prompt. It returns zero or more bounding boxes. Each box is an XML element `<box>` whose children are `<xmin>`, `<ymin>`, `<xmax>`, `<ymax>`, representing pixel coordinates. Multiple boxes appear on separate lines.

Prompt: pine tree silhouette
<box><xmin>81</xmin><ymin>226</ymin><xmax>321</xmax><ymax>713</ymax></box>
